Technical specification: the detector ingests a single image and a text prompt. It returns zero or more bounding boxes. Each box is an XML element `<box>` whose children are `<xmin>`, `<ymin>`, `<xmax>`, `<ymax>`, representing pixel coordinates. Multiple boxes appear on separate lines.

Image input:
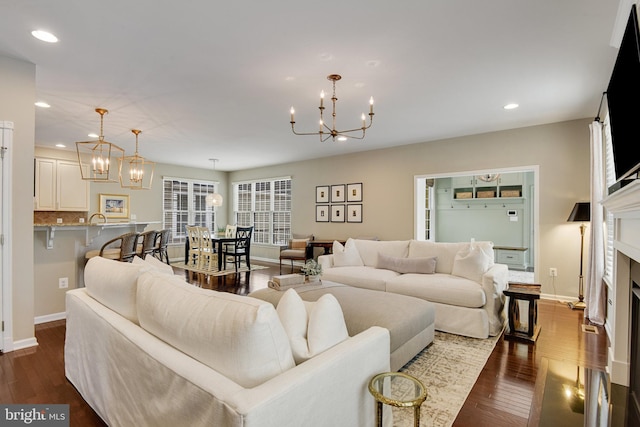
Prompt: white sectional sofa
<box><xmin>65</xmin><ymin>256</ymin><xmax>391</xmax><ymax>427</ymax></box>
<box><xmin>318</xmin><ymin>239</ymin><xmax>509</xmax><ymax>339</ymax></box>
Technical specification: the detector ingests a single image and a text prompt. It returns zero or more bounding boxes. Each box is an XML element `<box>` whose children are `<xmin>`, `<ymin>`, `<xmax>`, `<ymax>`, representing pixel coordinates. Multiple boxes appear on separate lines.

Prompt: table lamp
<box><xmin>567</xmin><ymin>202</ymin><xmax>590</xmax><ymax>310</ymax></box>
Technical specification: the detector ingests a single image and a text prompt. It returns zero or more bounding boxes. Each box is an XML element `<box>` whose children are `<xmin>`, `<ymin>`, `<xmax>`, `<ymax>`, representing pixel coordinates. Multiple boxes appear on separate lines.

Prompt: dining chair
<box><xmin>225</xmin><ymin>224</ymin><xmax>237</xmax><ymax>238</ymax></box>
<box><xmin>153</xmin><ymin>229</ymin><xmax>171</xmax><ymax>264</ymax></box>
<box><xmin>199</xmin><ymin>227</ymin><xmax>218</xmax><ymax>271</ymax></box>
<box><xmin>185</xmin><ymin>225</ymin><xmax>202</xmax><ymax>268</ymax></box>
<box><xmin>223</xmin><ymin>226</ymin><xmax>253</xmax><ymax>272</ymax></box>
<box><xmin>99</xmin><ymin>232</ymin><xmax>140</xmax><ymax>262</ymax></box>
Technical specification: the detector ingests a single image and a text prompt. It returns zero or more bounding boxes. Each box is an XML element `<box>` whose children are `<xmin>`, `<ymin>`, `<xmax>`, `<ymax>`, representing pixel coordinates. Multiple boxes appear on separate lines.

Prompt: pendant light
<box><xmin>118</xmin><ymin>129</ymin><xmax>155</xmax><ymax>190</ymax></box>
<box><xmin>205</xmin><ymin>158</ymin><xmax>223</xmax><ymax>207</ymax></box>
<box><xmin>75</xmin><ymin>108</ymin><xmax>125</xmax><ymax>182</ymax></box>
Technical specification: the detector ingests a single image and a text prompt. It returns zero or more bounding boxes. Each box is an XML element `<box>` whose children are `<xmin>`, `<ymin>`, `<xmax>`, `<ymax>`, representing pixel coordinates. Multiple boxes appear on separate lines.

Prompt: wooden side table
<box><xmin>504</xmin><ymin>282</ymin><xmax>541</xmax><ymax>343</ymax></box>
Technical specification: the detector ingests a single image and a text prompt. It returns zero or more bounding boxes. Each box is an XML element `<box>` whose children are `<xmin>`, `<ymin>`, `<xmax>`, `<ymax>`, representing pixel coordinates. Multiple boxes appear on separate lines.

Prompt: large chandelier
<box><xmin>118</xmin><ymin>129</ymin><xmax>155</xmax><ymax>190</ymax></box>
<box><xmin>290</xmin><ymin>74</ymin><xmax>374</xmax><ymax>142</ymax></box>
<box><xmin>76</xmin><ymin>108</ymin><xmax>125</xmax><ymax>182</ymax></box>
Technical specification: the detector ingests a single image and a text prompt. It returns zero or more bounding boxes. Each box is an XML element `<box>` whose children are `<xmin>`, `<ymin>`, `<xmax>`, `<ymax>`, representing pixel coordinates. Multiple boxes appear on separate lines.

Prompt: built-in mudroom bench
<box><xmin>494</xmin><ymin>246</ymin><xmax>528</xmax><ymax>271</ymax></box>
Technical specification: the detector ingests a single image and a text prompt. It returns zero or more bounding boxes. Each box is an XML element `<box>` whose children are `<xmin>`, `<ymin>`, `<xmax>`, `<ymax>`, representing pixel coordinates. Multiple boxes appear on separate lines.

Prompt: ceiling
<box><xmin>0</xmin><ymin>0</ymin><xmax>624</xmax><ymax>171</ymax></box>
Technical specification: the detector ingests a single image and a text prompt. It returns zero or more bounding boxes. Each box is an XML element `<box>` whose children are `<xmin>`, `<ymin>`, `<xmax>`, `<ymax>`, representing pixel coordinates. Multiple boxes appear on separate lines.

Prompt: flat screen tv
<box><xmin>607</xmin><ymin>4</ymin><xmax>640</xmax><ymax>193</ymax></box>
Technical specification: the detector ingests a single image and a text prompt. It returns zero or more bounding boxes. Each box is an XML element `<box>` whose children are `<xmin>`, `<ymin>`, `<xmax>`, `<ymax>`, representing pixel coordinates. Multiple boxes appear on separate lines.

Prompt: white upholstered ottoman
<box><xmin>249</xmin><ymin>281</ymin><xmax>435</xmax><ymax>371</ymax></box>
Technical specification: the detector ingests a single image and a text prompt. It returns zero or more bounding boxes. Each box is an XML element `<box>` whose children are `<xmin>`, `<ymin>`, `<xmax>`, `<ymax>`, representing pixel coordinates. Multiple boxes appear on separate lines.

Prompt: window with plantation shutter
<box><xmin>163</xmin><ymin>177</ymin><xmax>220</xmax><ymax>244</ymax></box>
<box><xmin>232</xmin><ymin>177</ymin><xmax>292</xmax><ymax>246</ymax></box>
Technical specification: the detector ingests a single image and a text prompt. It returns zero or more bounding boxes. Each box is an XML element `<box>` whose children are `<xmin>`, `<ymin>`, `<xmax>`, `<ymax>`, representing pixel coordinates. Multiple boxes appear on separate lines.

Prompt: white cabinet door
<box><xmin>498</xmin><ymin>172</ymin><xmax>523</xmax><ymax>186</ymax></box>
<box><xmin>57</xmin><ymin>160</ymin><xmax>89</xmax><ymax>211</ymax></box>
<box><xmin>35</xmin><ymin>158</ymin><xmax>90</xmax><ymax>211</ymax></box>
<box><xmin>451</xmin><ymin>176</ymin><xmax>475</xmax><ymax>188</ymax></box>
<box><xmin>35</xmin><ymin>158</ymin><xmax>56</xmax><ymax>210</ymax></box>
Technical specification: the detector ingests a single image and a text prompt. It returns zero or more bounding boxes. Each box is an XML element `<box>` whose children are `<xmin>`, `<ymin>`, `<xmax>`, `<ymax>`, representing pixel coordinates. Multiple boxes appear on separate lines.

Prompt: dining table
<box><xmin>184</xmin><ymin>233</ymin><xmax>238</xmax><ymax>271</ymax></box>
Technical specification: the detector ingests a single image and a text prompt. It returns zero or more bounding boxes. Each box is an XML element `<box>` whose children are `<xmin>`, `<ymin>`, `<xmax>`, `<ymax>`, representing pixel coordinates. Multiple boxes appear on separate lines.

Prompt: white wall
<box><xmin>0</xmin><ymin>55</ymin><xmax>36</xmax><ymax>346</ymax></box>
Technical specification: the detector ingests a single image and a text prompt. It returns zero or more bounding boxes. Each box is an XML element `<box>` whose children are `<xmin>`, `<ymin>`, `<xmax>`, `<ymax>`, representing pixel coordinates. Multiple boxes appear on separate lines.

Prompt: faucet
<box><xmin>89</xmin><ymin>213</ymin><xmax>106</xmax><ymax>224</ymax></box>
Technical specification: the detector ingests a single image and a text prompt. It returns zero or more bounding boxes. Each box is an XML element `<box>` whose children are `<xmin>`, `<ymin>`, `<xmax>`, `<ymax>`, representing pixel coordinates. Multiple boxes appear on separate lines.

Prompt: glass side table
<box><xmin>368</xmin><ymin>371</ymin><xmax>427</xmax><ymax>427</ymax></box>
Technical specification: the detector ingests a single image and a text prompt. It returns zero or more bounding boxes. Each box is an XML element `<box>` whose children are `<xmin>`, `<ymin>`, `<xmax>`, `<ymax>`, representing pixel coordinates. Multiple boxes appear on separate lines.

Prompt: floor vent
<box><xmin>582</xmin><ymin>324</ymin><xmax>599</xmax><ymax>334</ymax></box>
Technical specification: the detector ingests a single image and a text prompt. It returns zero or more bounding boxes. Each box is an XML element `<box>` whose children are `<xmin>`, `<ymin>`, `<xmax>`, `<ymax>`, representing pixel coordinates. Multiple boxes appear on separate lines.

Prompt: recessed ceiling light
<box><xmin>31</xmin><ymin>30</ymin><xmax>58</xmax><ymax>43</ymax></box>
<box><xmin>88</xmin><ymin>133</ymin><xmax>99</xmax><ymax>138</ymax></box>
<box><xmin>503</xmin><ymin>103</ymin><xmax>519</xmax><ymax>110</ymax></box>
<box><xmin>35</xmin><ymin>101</ymin><xmax>50</xmax><ymax>108</ymax></box>
<box><xmin>337</xmin><ymin>136</ymin><xmax>348</xmax><ymax>141</ymax></box>
<box><xmin>55</xmin><ymin>143</ymin><xmax>66</xmax><ymax>148</ymax></box>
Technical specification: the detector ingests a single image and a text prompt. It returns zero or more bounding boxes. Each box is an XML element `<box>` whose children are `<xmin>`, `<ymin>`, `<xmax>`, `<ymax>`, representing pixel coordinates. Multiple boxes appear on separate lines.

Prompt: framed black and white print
<box><xmin>347</xmin><ymin>204</ymin><xmax>363</xmax><ymax>223</ymax></box>
<box><xmin>331</xmin><ymin>205</ymin><xmax>345</xmax><ymax>222</ymax></box>
<box><xmin>316</xmin><ymin>205</ymin><xmax>329</xmax><ymax>222</ymax></box>
<box><xmin>331</xmin><ymin>184</ymin><xmax>345</xmax><ymax>203</ymax></box>
<box><xmin>347</xmin><ymin>183</ymin><xmax>363</xmax><ymax>202</ymax></box>
<box><xmin>316</xmin><ymin>185</ymin><xmax>330</xmax><ymax>203</ymax></box>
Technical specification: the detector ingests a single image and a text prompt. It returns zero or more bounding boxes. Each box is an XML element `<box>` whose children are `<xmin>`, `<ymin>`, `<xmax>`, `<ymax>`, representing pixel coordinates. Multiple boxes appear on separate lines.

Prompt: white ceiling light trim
<box><xmin>31</xmin><ymin>30</ymin><xmax>58</xmax><ymax>43</ymax></box>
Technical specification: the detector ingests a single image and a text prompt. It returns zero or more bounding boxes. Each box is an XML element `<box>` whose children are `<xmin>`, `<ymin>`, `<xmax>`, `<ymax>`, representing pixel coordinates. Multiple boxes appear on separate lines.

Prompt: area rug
<box><xmin>171</xmin><ymin>262</ymin><xmax>268</xmax><ymax>277</ymax></box>
<box><xmin>391</xmin><ymin>331</ymin><xmax>501</xmax><ymax>427</ymax></box>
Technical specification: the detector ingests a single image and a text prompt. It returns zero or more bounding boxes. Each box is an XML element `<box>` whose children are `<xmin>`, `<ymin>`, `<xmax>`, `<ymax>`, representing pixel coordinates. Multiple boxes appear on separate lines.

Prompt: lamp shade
<box><xmin>567</xmin><ymin>202</ymin><xmax>590</xmax><ymax>222</ymax></box>
<box><xmin>206</xmin><ymin>193</ymin><xmax>223</xmax><ymax>207</ymax></box>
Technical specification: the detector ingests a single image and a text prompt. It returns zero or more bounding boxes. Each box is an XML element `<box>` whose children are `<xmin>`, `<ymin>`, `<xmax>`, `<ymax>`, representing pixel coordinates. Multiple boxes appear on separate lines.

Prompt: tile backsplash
<box><xmin>34</xmin><ymin>211</ymin><xmax>87</xmax><ymax>224</ymax></box>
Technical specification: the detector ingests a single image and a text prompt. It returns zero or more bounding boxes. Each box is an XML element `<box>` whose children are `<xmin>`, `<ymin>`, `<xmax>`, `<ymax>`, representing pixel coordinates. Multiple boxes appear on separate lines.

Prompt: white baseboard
<box><xmin>12</xmin><ymin>337</ymin><xmax>38</xmax><ymax>351</ymax></box>
<box><xmin>540</xmin><ymin>293</ymin><xmax>573</xmax><ymax>303</ymax></box>
<box><xmin>35</xmin><ymin>311</ymin><xmax>66</xmax><ymax>325</ymax></box>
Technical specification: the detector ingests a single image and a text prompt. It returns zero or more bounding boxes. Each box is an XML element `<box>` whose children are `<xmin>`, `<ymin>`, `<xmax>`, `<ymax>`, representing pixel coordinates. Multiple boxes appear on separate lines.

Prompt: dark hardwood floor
<box><xmin>1</xmin><ymin>261</ymin><xmax>610</xmax><ymax>426</ymax></box>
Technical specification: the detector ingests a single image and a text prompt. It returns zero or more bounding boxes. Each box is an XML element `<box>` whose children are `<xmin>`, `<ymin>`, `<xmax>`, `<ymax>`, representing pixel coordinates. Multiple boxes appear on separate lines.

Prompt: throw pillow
<box><xmin>377</xmin><ymin>253</ymin><xmax>437</xmax><ymax>274</ymax></box>
<box><xmin>332</xmin><ymin>238</ymin><xmax>364</xmax><ymax>267</ymax></box>
<box><xmin>451</xmin><ymin>244</ymin><xmax>492</xmax><ymax>283</ymax></box>
<box><xmin>290</xmin><ymin>238</ymin><xmax>309</xmax><ymax>250</ymax></box>
<box><xmin>277</xmin><ymin>289</ymin><xmax>349</xmax><ymax>364</ymax></box>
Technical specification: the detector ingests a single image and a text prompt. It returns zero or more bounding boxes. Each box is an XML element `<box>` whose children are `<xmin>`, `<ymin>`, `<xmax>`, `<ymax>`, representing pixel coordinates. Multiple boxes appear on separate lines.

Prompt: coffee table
<box><xmin>368</xmin><ymin>371</ymin><xmax>427</xmax><ymax>427</ymax></box>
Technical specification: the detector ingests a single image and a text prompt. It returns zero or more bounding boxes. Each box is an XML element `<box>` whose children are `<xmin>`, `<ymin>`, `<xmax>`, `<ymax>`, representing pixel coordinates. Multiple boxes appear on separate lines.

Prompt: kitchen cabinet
<box><xmin>35</xmin><ymin>158</ymin><xmax>90</xmax><ymax>211</ymax></box>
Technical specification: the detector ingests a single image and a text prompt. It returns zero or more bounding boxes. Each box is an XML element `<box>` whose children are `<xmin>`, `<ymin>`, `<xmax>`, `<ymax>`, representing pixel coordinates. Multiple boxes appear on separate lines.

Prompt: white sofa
<box><xmin>65</xmin><ymin>256</ymin><xmax>391</xmax><ymax>427</ymax></box>
<box><xmin>318</xmin><ymin>239</ymin><xmax>509</xmax><ymax>339</ymax></box>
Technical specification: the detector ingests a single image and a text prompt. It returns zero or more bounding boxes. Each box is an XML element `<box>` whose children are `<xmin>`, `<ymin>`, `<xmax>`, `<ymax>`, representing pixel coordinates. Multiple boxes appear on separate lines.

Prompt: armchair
<box><xmin>279</xmin><ymin>234</ymin><xmax>314</xmax><ymax>273</ymax></box>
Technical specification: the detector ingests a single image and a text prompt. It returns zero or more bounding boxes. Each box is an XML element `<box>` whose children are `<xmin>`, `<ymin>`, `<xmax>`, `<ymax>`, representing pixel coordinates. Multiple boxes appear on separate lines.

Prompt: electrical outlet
<box><xmin>549</xmin><ymin>267</ymin><xmax>557</xmax><ymax>277</ymax></box>
<box><xmin>59</xmin><ymin>277</ymin><xmax>69</xmax><ymax>289</ymax></box>
<box><xmin>56</xmin><ymin>218</ymin><xmax>63</xmax><ymax>224</ymax></box>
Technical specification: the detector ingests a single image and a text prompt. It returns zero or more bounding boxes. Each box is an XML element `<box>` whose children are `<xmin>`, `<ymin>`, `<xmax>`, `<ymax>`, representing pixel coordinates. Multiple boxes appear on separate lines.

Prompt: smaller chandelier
<box><xmin>119</xmin><ymin>129</ymin><xmax>155</xmax><ymax>190</ymax></box>
<box><xmin>76</xmin><ymin>108</ymin><xmax>125</xmax><ymax>182</ymax></box>
<box><xmin>205</xmin><ymin>158</ymin><xmax>223</xmax><ymax>207</ymax></box>
<box><xmin>477</xmin><ymin>173</ymin><xmax>501</xmax><ymax>182</ymax></box>
<box><xmin>290</xmin><ymin>74</ymin><xmax>374</xmax><ymax>142</ymax></box>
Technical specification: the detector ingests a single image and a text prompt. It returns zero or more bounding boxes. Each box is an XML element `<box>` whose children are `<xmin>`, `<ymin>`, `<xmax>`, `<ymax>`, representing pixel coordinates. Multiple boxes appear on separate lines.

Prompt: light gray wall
<box><xmin>1</xmin><ymin>55</ymin><xmax>36</xmax><ymax>344</ymax></box>
<box><xmin>229</xmin><ymin>119</ymin><xmax>591</xmax><ymax>299</ymax></box>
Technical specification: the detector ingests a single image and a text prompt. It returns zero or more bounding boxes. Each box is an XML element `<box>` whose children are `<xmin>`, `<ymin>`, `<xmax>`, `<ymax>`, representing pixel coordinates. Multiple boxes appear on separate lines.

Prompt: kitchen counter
<box><xmin>34</xmin><ymin>221</ymin><xmax>161</xmax><ymax>249</ymax></box>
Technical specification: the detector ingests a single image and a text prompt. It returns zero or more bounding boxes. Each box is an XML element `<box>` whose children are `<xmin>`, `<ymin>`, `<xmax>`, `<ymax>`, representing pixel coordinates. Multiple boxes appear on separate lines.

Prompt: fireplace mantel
<box><xmin>602</xmin><ymin>179</ymin><xmax>640</xmax><ymax>386</ymax></box>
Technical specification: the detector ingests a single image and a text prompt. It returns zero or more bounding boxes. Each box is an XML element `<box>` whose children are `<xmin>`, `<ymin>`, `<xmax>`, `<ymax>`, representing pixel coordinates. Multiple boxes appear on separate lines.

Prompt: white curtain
<box><xmin>585</xmin><ymin>120</ymin><xmax>605</xmax><ymax>324</ymax></box>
